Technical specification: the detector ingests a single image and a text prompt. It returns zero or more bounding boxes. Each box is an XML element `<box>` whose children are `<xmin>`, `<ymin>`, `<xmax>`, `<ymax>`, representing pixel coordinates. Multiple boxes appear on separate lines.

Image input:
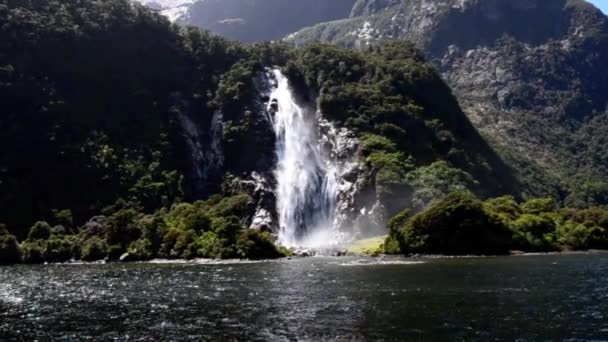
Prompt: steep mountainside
<box><xmin>287</xmin><ymin>0</ymin><xmax>608</xmax><ymax>206</ymax></box>
<box><xmin>0</xmin><ymin>0</ymin><xmax>518</xmax><ymax>242</ymax></box>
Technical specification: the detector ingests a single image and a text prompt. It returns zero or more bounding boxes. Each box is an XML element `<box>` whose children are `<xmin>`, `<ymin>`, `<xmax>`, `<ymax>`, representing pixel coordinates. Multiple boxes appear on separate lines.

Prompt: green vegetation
<box><xmin>386</xmin><ymin>193</ymin><xmax>512</xmax><ymax>255</ymax></box>
<box><xmin>0</xmin><ymin>1</ymin><xmax>286</xmax><ymax>263</ymax></box>
<box><xmin>4</xmin><ymin>194</ymin><xmax>288</xmax><ymax>264</ymax></box>
<box><xmin>288</xmin><ymin>0</ymin><xmax>608</xmax><ymax>209</ymax></box>
<box><xmin>386</xmin><ymin>193</ymin><xmax>608</xmax><ymax>255</ymax></box>
<box><xmin>1</xmin><ymin>0</ymin><xmax>605</xmax><ymax>265</ymax></box>
<box><xmin>0</xmin><ymin>0</ymin><xmax>248</xmax><ymax>237</ymax></box>
<box><xmin>346</xmin><ymin>236</ymin><xmax>386</xmax><ymax>256</ymax></box>
<box><xmin>283</xmin><ymin>42</ymin><xmax>520</xmax><ymax>217</ymax></box>
<box><xmin>0</xmin><ymin>225</ymin><xmax>22</xmax><ymax>265</ymax></box>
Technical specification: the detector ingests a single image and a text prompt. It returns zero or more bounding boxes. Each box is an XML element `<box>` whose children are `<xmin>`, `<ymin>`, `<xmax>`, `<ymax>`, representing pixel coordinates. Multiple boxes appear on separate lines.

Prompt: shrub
<box><xmin>194</xmin><ymin>231</ymin><xmax>222</xmax><ymax>259</ymax></box>
<box><xmin>385</xmin><ymin>208</ymin><xmax>410</xmax><ymax>254</ymax></box>
<box><xmin>81</xmin><ymin>237</ymin><xmax>108</xmax><ymax>261</ymax></box>
<box><xmin>360</xmin><ymin>134</ymin><xmax>398</xmax><ymax>154</ymax></box>
<box><xmin>45</xmin><ymin>236</ymin><xmax>74</xmax><ymax>262</ymax></box>
<box><xmin>406</xmin><ymin>161</ymin><xmax>477</xmax><ymax>210</ymax></box>
<box><xmin>27</xmin><ymin>221</ymin><xmax>52</xmax><ymax>241</ymax></box>
<box><xmin>54</xmin><ymin>209</ymin><xmax>74</xmax><ymax>231</ymax></box>
<box><xmin>135</xmin><ymin>215</ymin><xmax>167</xmax><ymax>258</ymax></box>
<box><xmin>510</xmin><ymin>214</ymin><xmax>557</xmax><ymax>251</ymax></box>
<box><xmin>521</xmin><ymin>198</ymin><xmax>557</xmax><ymax>215</ymax></box>
<box><xmin>383</xmin><ymin>235</ymin><xmax>401</xmax><ymax>254</ymax></box>
<box><xmin>50</xmin><ymin>225</ymin><xmax>68</xmax><ymax>236</ymax></box>
<box><xmin>206</xmin><ymin>195</ymin><xmax>251</xmax><ymax>219</ymax></box>
<box><xmin>387</xmin><ymin>208</ymin><xmax>410</xmax><ymax>234</ymax></box>
<box><xmin>236</xmin><ymin>229</ymin><xmax>286</xmax><ymax>260</ymax></box>
<box><xmin>211</xmin><ymin>216</ymin><xmax>243</xmax><ymax>258</ymax></box>
<box><xmin>21</xmin><ymin>240</ymin><xmax>46</xmax><ymax>264</ymax></box>
<box><xmin>396</xmin><ymin>193</ymin><xmax>512</xmax><ymax>255</ymax></box>
<box><xmin>183</xmin><ymin>211</ymin><xmax>212</xmax><ymax>234</ymax></box>
<box><xmin>0</xmin><ymin>230</ymin><xmax>22</xmax><ymax>265</ymax></box>
<box><xmin>105</xmin><ymin>209</ymin><xmax>141</xmax><ymax>250</ymax></box>
<box><xmin>483</xmin><ymin>196</ymin><xmax>523</xmax><ymax>222</ymax></box>
<box><xmin>556</xmin><ymin>221</ymin><xmax>592</xmax><ymax>250</ymax></box>
<box><xmin>173</xmin><ymin>230</ymin><xmax>198</xmax><ymax>259</ymax></box>
<box><xmin>159</xmin><ymin>228</ymin><xmax>182</xmax><ymax>258</ymax></box>
<box><xmin>212</xmin><ymin>216</ymin><xmax>242</xmax><ymax>238</ymax></box>
<box><xmin>127</xmin><ymin>239</ymin><xmax>153</xmax><ymax>260</ymax></box>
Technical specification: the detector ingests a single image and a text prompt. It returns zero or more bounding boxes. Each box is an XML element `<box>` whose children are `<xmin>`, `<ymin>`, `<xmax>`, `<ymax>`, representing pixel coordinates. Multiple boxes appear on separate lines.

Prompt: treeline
<box><xmin>0</xmin><ymin>194</ymin><xmax>289</xmax><ymax>265</ymax></box>
<box><xmin>385</xmin><ymin>193</ymin><xmax>608</xmax><ymax>255</ymax></box>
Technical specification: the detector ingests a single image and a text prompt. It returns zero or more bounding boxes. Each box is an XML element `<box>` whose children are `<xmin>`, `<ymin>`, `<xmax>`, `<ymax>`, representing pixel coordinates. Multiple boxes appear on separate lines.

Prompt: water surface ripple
<box><xmin>1</xmin><ymin>254</ymin><xmax>608</xmax><ymax>341</ymax></box>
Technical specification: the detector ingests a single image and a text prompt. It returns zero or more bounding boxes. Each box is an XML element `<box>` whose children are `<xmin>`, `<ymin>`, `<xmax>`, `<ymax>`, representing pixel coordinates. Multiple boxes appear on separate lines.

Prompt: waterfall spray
<box><xmin>267</xmin><ymin>69</ymin><xmax>340</xmax><ymax>248</ymax></box>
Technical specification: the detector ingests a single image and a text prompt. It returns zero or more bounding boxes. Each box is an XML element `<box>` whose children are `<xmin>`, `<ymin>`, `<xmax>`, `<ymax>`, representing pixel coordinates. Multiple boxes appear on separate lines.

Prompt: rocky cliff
<box><xmin>287</xmin><ymin>0</ymin><xmax>608</xmax><ymax>206</ymax></box>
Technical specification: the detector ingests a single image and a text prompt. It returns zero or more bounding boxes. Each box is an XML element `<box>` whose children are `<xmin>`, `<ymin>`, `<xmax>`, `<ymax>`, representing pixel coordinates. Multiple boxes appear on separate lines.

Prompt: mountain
<box><xmin>179</xmin><ymin>0</ymin><xmax>357</xmax><ymax>42</ymax></box>
<box><xmin>133</xmin><ymin>0</ymin><xmax>608</xmax><ymax>207</ymax></box>
<box><xmin>132</xmin><ymin>0</ymin><xmax>195</xmax><ymax>21</ymax></box>
<box><xmin>286</xmin><ymin>0</ymin><xmax>608</xmax><ymax>206</ymax></box>
<box><xmin>134</xmin><ymin>0</ymin><xmax>357</xmax><ymax>42</ymax></box>
<box><xmin>0</xmin><ymin>0</ymin><xmax>518</xmax><ymax>246</ymax></box>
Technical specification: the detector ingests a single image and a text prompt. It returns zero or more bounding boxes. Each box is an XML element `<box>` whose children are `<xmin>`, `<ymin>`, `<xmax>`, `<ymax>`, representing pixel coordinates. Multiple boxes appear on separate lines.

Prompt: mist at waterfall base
<box><xmin>267</xmin><ymin>69</ymin><xmax>344</xmax><ymax>249</ymax></box>
<box><xmin>2</xmin><ymin>254</ymin><xmax>607</xmax><ymax>340</ymax></box>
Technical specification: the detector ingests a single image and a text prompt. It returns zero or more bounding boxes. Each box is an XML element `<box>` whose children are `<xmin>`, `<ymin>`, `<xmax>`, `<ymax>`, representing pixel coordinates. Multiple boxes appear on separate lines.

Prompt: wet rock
<box><xmin>269</xmin><ymin>99</ymin><xmax>278</xmax><ymax>112</ymax></box>
<box><xmin>119</xmin><ymin>253</ymin><xmax>136</xmax><ymax>262</ymax></box>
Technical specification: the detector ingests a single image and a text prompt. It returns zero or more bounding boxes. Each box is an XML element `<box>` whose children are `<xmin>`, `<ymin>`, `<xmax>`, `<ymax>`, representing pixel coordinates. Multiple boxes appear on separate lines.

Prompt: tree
<box><xmin>27</xmin><ymin>221</ymin><xmax>52</xmax><ymax>241</ymax></box>
<box><xmin>0</xmin><ymin>226</ymin><xmax>22</xmax><ymax>264</ymax></box>
<box><xmin>395</xmin><ymin>193</ymin><xmax>512</xmax><ymax>255</ymax></box>
<box><xmin>510</xmin><ymin>214</ymin><xmax>557</xmax><ymax>251</ymax></box>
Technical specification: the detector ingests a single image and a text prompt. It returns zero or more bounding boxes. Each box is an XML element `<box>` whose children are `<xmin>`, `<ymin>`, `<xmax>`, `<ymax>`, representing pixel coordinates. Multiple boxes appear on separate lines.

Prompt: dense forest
<box><xmin>0</xmin><ymin>0</ymin><xmax>282</xmax><ymax>261</ymax></box>
<box><xmin>384</xmin><ymin>193</ymin><xmax>608</xmax><ymax>256</ymax></box>
<box><xmin>0</xmin><ymin>0</ymin><xmax>606</xmax><ymax>264</ymax></box>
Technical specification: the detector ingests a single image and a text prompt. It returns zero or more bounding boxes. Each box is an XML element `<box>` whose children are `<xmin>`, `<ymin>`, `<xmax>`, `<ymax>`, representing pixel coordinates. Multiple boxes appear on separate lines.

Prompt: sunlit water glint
<box><xmin>1</xmin><ymin>253</ymin><xmax>608</xmax><ymax>340</ymax></box>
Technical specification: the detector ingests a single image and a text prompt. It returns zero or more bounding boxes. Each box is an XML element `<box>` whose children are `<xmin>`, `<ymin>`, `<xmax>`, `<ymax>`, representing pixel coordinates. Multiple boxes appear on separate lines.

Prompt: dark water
<box><xmin>1</xmin><ymin>253</ymin><xmax>608</xmax><ymax>341</ymax></box>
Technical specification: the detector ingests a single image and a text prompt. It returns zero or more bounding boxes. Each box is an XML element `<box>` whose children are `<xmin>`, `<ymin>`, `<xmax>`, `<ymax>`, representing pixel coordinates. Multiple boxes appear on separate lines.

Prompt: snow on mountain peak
<box><xmin>132</xmin><ymin>0</ymin><xmax>196</xmax><ymax>22</ymax></box>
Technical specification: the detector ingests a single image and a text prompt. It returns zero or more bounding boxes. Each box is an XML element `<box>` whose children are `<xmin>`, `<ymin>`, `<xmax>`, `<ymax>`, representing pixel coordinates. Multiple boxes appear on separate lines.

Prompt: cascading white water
<box><xmin>267</xmin><ymin>69</ymin><xmax>340</xmax><ymax>248</ymax></box>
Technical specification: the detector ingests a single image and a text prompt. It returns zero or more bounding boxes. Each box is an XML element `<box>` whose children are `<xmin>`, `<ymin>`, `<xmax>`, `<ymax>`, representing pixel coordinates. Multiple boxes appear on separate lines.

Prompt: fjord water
<box><xmin>1</xmin><ymin>253</ymin><xmax>608</xmax><ymax>340</ymax></box>
<box><xmin>268</xmin><ymin>69</ymin><xmax>339</xmax><ymax>248</ymax></box>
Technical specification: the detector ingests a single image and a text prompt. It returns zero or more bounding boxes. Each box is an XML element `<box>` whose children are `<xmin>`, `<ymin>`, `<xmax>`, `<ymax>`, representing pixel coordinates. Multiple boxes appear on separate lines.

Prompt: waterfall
<box><xmin>267</xmin><ymin>69</ymin><xmax>341</xmax><ymax>248</ymax></box>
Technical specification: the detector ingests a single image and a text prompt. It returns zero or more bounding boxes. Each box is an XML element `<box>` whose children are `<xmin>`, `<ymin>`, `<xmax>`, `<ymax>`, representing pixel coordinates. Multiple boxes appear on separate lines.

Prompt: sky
<box><xmin>589</xmin><ymin>0</ymin><xmax>608</xmax><ymax>14</ymax></box>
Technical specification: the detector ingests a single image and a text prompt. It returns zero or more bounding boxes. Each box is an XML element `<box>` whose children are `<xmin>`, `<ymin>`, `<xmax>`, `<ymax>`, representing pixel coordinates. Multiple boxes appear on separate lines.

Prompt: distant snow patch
<box><xmin>132</xmin><ymin>0</ymin><xmax>195</xmax><ymax>22</ymax></box>
<box><xmin>347</xmin><ymin>21</ymin><xmax>380</xmax><ymax>46</ymax></box>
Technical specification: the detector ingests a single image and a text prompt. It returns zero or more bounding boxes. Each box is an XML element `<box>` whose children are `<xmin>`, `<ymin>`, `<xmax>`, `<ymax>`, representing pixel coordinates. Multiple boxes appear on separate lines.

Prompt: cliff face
<box><xmin>287</xmin><ymin>0</ymin><xmax>608</xmax><ymax>205</ymax></box>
